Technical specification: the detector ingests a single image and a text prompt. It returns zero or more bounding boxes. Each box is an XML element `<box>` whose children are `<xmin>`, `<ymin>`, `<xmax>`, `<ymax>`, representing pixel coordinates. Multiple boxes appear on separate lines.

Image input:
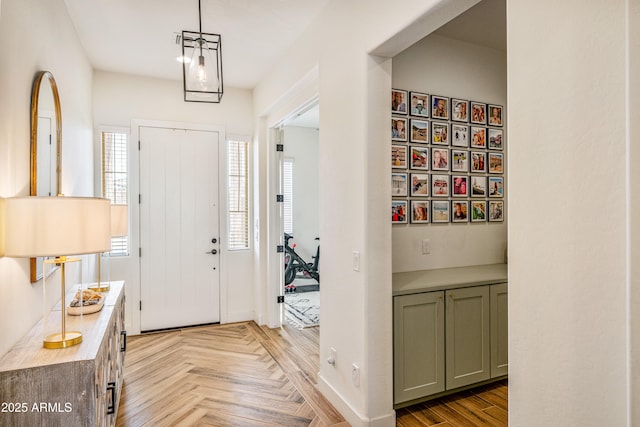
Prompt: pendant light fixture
<box><xmin>181</xmin><ymin>0</ymin><xmax>223</xmax><ymax>103</ymax></box>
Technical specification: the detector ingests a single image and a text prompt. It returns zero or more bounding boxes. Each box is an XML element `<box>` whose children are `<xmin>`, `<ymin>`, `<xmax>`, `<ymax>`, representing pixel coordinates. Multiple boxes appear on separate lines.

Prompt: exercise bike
<box><xmin>284</xmin><ymin>233</ymin><xmax>320</xmax><ymax>287</ymax></box>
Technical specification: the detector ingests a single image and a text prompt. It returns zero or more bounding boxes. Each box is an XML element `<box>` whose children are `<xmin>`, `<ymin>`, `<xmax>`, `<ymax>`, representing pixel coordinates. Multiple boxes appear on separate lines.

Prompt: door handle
<box><xmin>206</xmin><ymin>249</ymin><xmax>217</xmax><ymax>255</ymax></box>
<box><xmin>107</xmin><ymin>382</ymin><xmax>116</xmax><ymax>414</ymax></box>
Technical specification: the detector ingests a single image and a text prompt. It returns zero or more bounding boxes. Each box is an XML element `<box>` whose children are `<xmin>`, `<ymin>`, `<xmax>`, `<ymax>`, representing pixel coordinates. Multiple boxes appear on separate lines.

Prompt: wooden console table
<box><xmin>0</xmin><ymin>281</ymin><xmax>125</xmax><ymax>426</ymax></box>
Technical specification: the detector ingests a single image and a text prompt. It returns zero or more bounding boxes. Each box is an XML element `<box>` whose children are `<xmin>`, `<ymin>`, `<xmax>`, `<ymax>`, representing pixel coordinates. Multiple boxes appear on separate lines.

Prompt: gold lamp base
<box><xmin>88</xmin><ymin>283</ymin><xmax>110</xmax><ymax>292</ymax></box>
<box><xmin>43</xmin><ymin>331</ymin><xmax>83</xmax><ymax>349</ymax></box>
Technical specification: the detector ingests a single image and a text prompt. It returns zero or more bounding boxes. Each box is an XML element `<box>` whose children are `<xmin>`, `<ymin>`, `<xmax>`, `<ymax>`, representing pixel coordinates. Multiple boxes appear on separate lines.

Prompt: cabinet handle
<box><xmin>121</xmin><ymin>330</ymin><xmax>127</xmax><ymax>352</ymax></box>
<box><xmin>107</xmin><ymin>382</ymin><xmax>116</xmax><ymax>415</ymax></box>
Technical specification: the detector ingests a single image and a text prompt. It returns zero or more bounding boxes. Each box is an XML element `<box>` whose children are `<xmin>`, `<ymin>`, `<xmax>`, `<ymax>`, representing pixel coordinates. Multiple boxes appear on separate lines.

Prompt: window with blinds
<box><xmin>228</xmin><ymin>140</ymin><xmax>250</xmax><ymax>250</ymax></box>
<box><xmin>101</xmin><ymin>130</ymin><xmax>129</xmax><ymax>256</ymax></box>
<box><xmin>283</xmin><ymin>159</ymin><xmax>293</xmax><ymax>234</ymax></box>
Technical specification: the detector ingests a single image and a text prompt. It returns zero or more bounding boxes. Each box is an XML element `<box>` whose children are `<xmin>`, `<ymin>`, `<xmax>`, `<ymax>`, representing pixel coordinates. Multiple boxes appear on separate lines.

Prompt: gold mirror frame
<box><xmin>30</xmin><ymin>71</ymin><xmax>62</xmax><ymax>282</ymax></box>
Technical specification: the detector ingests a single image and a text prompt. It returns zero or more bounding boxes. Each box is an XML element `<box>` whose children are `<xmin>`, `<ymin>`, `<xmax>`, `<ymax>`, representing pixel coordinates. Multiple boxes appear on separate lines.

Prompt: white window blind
<box><xmin>283</xmin><ymin>159</ymin><xmax>293</xmax><ymax>234</ymax></box>
<box><xmin>228</xmin><ymin>140</ymin><xmax>250</xmax><ymax>250</ymax></box>
<box><xmin>101</xmin><ymin>130</ymin><xmax>129</xmax><ymax>256</ymax></box>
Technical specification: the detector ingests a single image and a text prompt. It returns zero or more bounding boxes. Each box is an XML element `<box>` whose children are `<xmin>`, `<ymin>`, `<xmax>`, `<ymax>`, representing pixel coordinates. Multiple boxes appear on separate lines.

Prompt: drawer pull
<box><xmin>121</xmin><ymin>330</ymin><xmax>127</xmax><ymax>352</ymax></box>
<box><xmin>107</xmin><ymin>382</ymin><xmax>116</xmax><ymax>414</ymax></box>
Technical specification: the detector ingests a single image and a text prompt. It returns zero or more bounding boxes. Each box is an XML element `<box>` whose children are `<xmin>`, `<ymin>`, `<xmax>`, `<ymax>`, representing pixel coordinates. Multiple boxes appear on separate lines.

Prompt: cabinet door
<box><xmin>393</xmin><ymin>291</ymin><xmax>445</xmax><ymax>404</ymax></box>
<box><xmin>445</xmin><ymin>286</ymin><xmax>490</xmax><ymax>389</ymax></box>
<box><xmin>491</xmin><ymin>283</ymin><xmax>508</xmax><ymax>377</ymax></box>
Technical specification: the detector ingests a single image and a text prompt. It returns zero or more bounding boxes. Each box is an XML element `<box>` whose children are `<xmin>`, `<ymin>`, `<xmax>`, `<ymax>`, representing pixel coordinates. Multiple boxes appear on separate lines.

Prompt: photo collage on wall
<box><xmin>391</xmin><ymin>89</ymin><xmax>505</xmax><ymax>224</ymax></box>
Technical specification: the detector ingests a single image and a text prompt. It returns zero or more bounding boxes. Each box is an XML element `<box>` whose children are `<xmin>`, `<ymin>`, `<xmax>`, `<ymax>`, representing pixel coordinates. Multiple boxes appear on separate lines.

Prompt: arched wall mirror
<box><xmin>30</xmin><ymin>70</ymin><xmax>62</xmax><ymax>282</ymax></box>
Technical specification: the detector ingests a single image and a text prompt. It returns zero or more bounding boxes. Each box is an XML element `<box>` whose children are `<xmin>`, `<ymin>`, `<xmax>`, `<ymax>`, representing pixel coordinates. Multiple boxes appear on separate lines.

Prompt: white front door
<box><xmin>139</xmin><ymin>126</ymin><xmax>220</xmax><ymax>331</ymax></box>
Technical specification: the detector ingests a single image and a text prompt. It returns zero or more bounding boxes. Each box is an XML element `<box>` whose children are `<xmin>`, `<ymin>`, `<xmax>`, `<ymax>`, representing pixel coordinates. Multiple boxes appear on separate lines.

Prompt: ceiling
<box><xmin>434</xmin><ymin>0</ymin><xmax>506</xmax><ymax>52</ymax></box>
<box><xmin>63</xmin><ymin>0</ymin><xmax>330</xmax><ymax>89</ymax></box>
<box><xmin>63</xmin><ymin>0</ymin><xmax>504</xmax><ymax>129</ymax></box>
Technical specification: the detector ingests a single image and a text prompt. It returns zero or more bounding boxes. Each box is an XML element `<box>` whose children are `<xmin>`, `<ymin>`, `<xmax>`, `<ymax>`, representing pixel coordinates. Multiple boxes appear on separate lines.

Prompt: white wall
<box><xmin>253</xmin><ymin>1</ymin><xmax>480</xmax><ymax>425</ymax></box>
<box><xmin>508</xmin><ymin>0</ymin><xmax>632</xmax><ymax>425</ymax></box>
<box><xmin>92</xmin><ymin>71</ymin><xmax>255</xmax><ymax>332</ymax></box>
<box><xmin>0</xmin><ymin>0</ymin><xmax>94</xmax><ymax>358</ymax></box>
<box><xmin>392</xmin><ymin>34</ymin><xmax>507</xmax><ymax>272</ymax></box>
<box><xmin>630</xmin><ymin>2</ymin><xmax>640</xmax><ymax>422</ymax></box>
<box><xmin>283</xmin><ymin>126</ymin><xmax>319</xmax><ymax>262</ymax></box>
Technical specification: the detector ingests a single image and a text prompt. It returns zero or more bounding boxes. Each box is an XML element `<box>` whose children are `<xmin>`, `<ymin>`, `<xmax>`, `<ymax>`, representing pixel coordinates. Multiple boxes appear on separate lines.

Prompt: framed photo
<box><xmin>488</xmin><ymin>152</ymin><xmax>504</xmax><ymax>174</ymax></box>
<box><xmin>410</xmin><ymin>92</ymin><xmax>429</xmax><ymax>117</ymax></box>
<box><xmin>451</xmin><ymin>98</ymin><xmax>469</xmax><ymax>122</ymax></box>
<box><xmin>411</xmin><ymin>201</ymin><xmax>429</xmax><ymax>224</ymax></box>
<box><xmin>431</xmin><ymin>174</ymin><xmax>450</xmax><ymax>197</ymax></box>
<box><xmin>471</xmin><ymin>151</ymin><xmax>486</xmax><ymax>173</ymax></box>
<box><xmin>488</xmin><ymin>104</ymin><xmax>503</xmax><ymax>127</ymax></box>
<box><xmin>410</xmin><ymin>119</ymin><xmax>429</xmax><ymax>143</ymax></box>
<box><xmin>432</xmin><ymin>200</ymin><xmax>450</xmax><ymax>223</ymax></box>
<box><xmin>392</xmin><ymin>117</ymin><xmax>408</xmax><ymax>141</ymax></box>
<box><xmin>452</xmin><ymin>201</ymin><xmax>469</xmax><ymax>222</ymax></box>
<box><xmin>489</xmin><ymin>200</ymin><xmax>504</xmax><ymax>222</ymax></box>
<box><xmin>488</xmin><ymin>128</ymin><xmax>503</xmax><ymax>150</ymax></box>
<box><xmin>432</xmin><ymin>122</ymin><xmax>449</xmax><ymax>145</ymax></box>
<box><xmin>391</xmin><ymin>145</ymin><xmax>408</xmax><ymax>169</ymax></box>
<box><xmin>452</xmin><ymin>175</ymin><xmax>469</xmax><ymax>197</ymax></box>
<box><xmin>431</xmin><ymin>95</ymin><xmax>449</xmax><ymax>120</ymax></box>
<box><xmin>471</xmin><ymin>201</ymin><xmax>487</xmax><ymax>222</ymax></box>
<box><xmin>451</xmin><ymin>149</ymin><xmax>469</xmax><ymax>172</ymax></box>
<box><xmin>452</xmin><ymin>124</ymin><xmax>469</xmax><ymax>147</ymax></box>
<box><xmin>431</xmin><ymin>148</ymin><xmax>449</xmax><ymax>171</ymax></box>
<box><xmin>392</xmin><ymin>172</ymin><xmax>408</xmax><ymax>197</ymax></box>
<box><xmin>392</xmin><ymin>89</ymin><xmax>408</xmax><ymax>115</ymax></box>
<box><xmin>410</xmin><ymin>173</ymin><xmax>429</xmax><ymax>196</ymax></box>
<box><xmin>471</xmin><ymin>101</ymin><xmax>486</xmax><ymax>125</ymax></box>
<box><xmin>471</xmin><ymin>175</ymin><xmax>487</xmax><ymax>197</ymax></box>
<box><xmin>488</xmin><ymin>176</ymin><xmax>504</xmax><ymax>198</ymax></box>
<box><xmin>392</xmin><ymin>200</ymin><xmax>408</xmax><ymax>224</ymax></box>
<box><xmin>410</xmin><ymin>146</ymin><xmax>429</xmax><ymax>170</ymax></box>
<box><xmin>470</xmin><ymin>126</ymin><xmax>486</xmax><ymax>149</ymax></box>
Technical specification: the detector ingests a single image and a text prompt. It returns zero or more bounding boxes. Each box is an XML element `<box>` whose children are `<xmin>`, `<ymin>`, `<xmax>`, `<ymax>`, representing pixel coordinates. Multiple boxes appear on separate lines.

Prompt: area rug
<box><xmin>285</xmin><ymin>291</ymin><xmax>319</xmax><ymax>329</ymax></box>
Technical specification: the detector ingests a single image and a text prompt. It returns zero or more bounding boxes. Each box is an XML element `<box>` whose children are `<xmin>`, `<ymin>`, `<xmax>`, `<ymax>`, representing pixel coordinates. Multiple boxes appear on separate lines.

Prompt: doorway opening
<box><xmin>277</xmin><ymin>103</ymin><xmax>320</xmax><ymax>329</ymax></box>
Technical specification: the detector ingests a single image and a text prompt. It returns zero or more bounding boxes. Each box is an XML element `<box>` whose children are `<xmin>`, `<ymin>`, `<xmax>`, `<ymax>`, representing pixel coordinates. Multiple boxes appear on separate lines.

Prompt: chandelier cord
<box><xmin>198</xmin><ymin>0</ymin><xmax>203</xmax><ymax>56</ymax></box>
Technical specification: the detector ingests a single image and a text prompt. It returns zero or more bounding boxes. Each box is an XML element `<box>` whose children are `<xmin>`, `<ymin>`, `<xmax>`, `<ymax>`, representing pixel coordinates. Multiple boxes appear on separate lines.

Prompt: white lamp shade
<box><xmin>110</xmin><ymin>204</ymin><xmax>128</xmax><ymax>237</ymax></box>
<box><xmin>2</xmin><ymin>196</ymin><xmax>111</xmax><ymax>257</ymax></box>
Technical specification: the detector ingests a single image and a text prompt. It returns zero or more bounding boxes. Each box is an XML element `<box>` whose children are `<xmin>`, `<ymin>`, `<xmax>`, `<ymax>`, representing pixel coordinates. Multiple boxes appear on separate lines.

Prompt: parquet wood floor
<box><xmin>116</xmin><ymin>322</ymin><xmax>347</xmax><ymax>427</ymax></box>
<box><xmin>396</xmin><ymin>380</ymin><xmax>508</xmax><ymax>427</ymax></box>
<box><xmin>116</xmin><ymin>321</ymin><xmax>507</xmax><ymax>427</ymax></box>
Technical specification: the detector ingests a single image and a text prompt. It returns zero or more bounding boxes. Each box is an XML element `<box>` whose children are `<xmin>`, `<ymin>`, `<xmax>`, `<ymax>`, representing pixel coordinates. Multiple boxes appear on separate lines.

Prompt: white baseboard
<box><xmin>317</xmin><ymin>374</ymin><xmax>396</xmax><ymax>427</ymax></box>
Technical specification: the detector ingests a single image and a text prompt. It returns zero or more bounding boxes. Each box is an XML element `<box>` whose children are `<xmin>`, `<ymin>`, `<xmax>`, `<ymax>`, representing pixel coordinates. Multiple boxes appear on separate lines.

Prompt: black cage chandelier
<box><xmin>181</xmin><ymin>0</ymin><xmax>223</xmax><ymax>103</ymax></box>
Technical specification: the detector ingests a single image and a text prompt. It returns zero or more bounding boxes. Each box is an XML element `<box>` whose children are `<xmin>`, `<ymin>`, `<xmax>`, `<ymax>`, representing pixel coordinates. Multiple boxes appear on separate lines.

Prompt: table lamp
<box><xmin>1</xmin><ymin>196</ymin><xmax>111</xmax><ymax>348</ymax></box>
<box><xmin>90</xmin><ymin>204</ymin><xmax>128</xmax><ymax>292</ymax></box>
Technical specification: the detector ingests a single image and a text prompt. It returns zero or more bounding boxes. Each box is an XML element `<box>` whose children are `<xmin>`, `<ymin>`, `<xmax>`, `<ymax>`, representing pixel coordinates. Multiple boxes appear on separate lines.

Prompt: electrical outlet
<box><xmin>422</xmin><ymin>239</ymin><xmax>431</xmax><ymax>254</ymax></box>
<box><xmin>352</xmin><ymin>251</ymin><xmax>360</xmax><ymax>271</ymax></box>
<box><xmin>328</xmin><ymin>347</ymin><xmax>336</xmax><ymax>366</ymax></box>
<box><xmin>352</xmin><ymin>364</ymin><xmax>360</xmax><ymax>387</ymax></box>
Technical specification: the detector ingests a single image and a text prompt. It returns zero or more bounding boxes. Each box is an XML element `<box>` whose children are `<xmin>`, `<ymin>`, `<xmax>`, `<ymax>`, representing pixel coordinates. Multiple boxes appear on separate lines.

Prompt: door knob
<box><xmin>211</xmin><ymin>238</ymin><xmax>217</xmax><ymax>244</ymax></box>
<box><xmin>205</xmin><ymin>249</ymin><xmax>217</xmax><ymax>255</ymax></box>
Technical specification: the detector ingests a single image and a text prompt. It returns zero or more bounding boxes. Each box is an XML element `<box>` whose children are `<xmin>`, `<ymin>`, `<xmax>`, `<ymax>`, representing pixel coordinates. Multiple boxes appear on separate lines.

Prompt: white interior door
<box><xmin>139</xmin><ymin>126</ymin><xmax>220</xmax><ymax>331</ymax></box>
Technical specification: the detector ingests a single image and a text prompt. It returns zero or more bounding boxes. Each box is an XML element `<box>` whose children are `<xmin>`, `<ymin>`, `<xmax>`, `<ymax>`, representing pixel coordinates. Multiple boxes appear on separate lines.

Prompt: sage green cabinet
<box><xmin>393</xmin><ymin>291</ymin><xmax>445</xmax><ymax>404</ymax></box>
<box><xmin>445</xmin><ymin>286</ymin><xmax>491</xmax><ymax>389</ymax></box>
<box><xmin>393</xmin><ymin>277</ymin><xmax>508</xmax><ymax>406</ymax></box>
<box><xmin>490</xmin><ymin>283</ymin><xmax>508</xmax><ymax>377</ymax></box>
